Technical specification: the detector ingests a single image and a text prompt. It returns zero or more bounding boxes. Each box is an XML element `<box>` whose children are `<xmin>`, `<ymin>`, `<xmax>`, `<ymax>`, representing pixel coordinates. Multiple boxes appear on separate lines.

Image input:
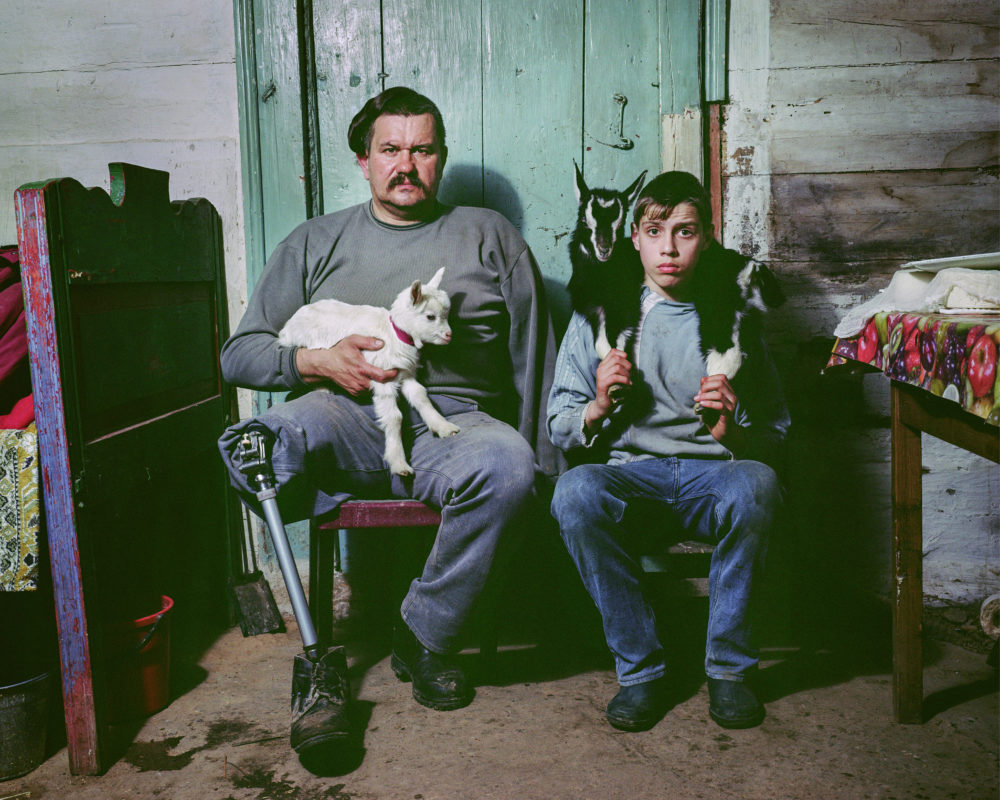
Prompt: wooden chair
<box><xmin>641</xmin><ymin>540</ymin><xmax>715</xmax><ymax>597</ymax></box>
<box><xmin>308</xmin><ymin>499</ymin><xmax>498</xmax><ymax>663</ymax></box>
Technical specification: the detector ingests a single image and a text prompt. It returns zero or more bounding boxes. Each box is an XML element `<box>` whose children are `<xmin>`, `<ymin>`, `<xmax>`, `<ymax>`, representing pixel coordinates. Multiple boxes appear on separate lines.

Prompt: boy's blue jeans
<box><xmin>218</xmin><ymin>388</ymin><xmax>537</xmax><ymax>655</ymax></box>
<box><xmin>550</xmin><ymin>456</ymin><xmax>780</xmax><ymax>686</ymax></box>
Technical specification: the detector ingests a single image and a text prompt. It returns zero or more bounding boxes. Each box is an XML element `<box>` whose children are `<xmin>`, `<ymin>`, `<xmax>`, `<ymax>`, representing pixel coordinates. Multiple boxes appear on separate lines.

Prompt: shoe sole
<box><xmin>605</xmin><ymin>712</ymin><xmax>661</xmax><ymax>732</ymax></box>
<box><xmin>390</xmin><ymin>654</ymin><xmax>474</xmax><ymax>711</ymax></box>
<box><xmin>292</xmin><ymin>729</ymin><xmax>351</xmax><ymax>755</ymax></box>
<box><xmin>605</xmin><ymin>702</ymin><xmax>667</xmax><ymax>732</ymax></box>
<box><xmin>709</xmin><ymin>708</ymin><xmax>765</xmax><ymax>729</ymax></box>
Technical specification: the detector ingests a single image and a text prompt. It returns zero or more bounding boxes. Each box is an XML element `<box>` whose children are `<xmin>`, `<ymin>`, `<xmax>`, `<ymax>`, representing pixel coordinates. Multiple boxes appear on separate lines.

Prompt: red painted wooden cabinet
<box><xmin>15</xmin><ymin>164</ymin><xmax>238</xmax><ymax>775</ymax></box>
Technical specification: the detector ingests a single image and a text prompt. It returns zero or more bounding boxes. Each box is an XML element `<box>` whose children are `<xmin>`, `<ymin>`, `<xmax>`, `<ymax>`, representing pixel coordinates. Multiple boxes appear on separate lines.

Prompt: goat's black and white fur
<box><xmin>567</xmin><ymin>163</ymin><xmax>782</xmax><ymax>414</ymax></box>
<box><xmin>568</xmin><ymin>162</ymin><xmax>647</xmax><ymax>383</ymax></box>
<box><xmin>277</xmin><ymin>267</ymin><xmax>459</xmax><ymax>476</ymax></box>
<box><xmin>690</xmin><ymin>241</ymin><xmax>785</xmax><ymax>393</ymax></box>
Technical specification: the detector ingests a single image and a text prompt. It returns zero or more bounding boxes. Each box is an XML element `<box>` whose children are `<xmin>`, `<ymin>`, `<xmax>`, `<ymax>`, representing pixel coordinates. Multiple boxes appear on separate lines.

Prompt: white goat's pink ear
<box><xmin>410</xmin><ymin>280</ymin><xmax>424</xmax><ymax>305</ymax></box>
<box><xmin>427</xmin><ymin>267</ymin><xmax>446</xmax><ymax>289</ymax></box>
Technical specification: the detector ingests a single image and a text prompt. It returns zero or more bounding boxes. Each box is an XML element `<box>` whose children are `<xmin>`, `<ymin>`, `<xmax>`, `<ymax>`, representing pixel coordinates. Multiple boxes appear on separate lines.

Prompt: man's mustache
<box><xmin>389</xmin><ymin>173</ymin><xmax>426</xmax><ymax>190</ymax></box>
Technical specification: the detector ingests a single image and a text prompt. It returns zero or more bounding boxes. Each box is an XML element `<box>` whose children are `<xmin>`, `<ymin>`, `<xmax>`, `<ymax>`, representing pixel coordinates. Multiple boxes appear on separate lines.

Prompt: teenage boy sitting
<box><xmin>546</xmin><ymin>170</ymin><xmax>790</xmax><ymax>732</ymax></box>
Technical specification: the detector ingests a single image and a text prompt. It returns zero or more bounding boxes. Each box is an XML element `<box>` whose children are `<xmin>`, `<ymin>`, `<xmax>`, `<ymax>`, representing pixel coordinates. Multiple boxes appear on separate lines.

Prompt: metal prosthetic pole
<box><xmin>234</xmin><ymin>431</ymin><xmax>319</xmax><ymax>660</ymax></box>
<box><xmin>233</xmin><ymin>430</ymin><xmax>352</xmax><ymax>754</ymax></box>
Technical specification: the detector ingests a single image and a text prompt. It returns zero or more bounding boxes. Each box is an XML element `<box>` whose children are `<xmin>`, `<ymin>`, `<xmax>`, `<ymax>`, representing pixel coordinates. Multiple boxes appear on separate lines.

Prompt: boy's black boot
<box><xmin>605</xmin><ymin>677</ymin><xmax>672</xmax><ymax>732</ymax></box>
<box><xmin>707</xmin><ymin>677</ymin><xmax>765</xmax><ymax>729</ymax></box>
<box><xmin>290</xmin><ymin>647</ymin><xmax>352</xmax><ymax>754</ymax></box>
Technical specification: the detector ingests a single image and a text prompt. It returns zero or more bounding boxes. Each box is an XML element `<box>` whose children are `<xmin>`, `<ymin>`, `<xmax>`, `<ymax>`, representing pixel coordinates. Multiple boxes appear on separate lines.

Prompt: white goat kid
<box><xmin>277</xmin><ymin>267</ymin><xmax>460</xmax><ymax>476</ymax></box>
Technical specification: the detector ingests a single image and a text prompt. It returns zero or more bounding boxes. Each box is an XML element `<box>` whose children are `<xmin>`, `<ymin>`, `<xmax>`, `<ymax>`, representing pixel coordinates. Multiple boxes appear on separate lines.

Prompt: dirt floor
<box><xmin>3</xmin><ymin>569</ymin><xmax>998</xmax><ymax>800</ymax></box>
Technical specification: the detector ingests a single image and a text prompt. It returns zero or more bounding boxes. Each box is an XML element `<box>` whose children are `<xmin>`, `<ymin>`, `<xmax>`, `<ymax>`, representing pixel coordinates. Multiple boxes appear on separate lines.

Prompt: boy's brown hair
<box><xmin>632</xmin><ymin>171</ymin><xmax>712</xmax><ymax>230</ymax></box>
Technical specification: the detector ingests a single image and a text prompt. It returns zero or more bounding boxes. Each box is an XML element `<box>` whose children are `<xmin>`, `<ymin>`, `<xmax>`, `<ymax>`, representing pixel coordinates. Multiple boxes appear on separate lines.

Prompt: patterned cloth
<box><xmin>0</xmin><ymin>423</ymin><xmax>40</xmax><ymax>591</ymax></box>
<box><xmin>827</xmin><ymin>311</ymin><xmax>1000</xmax><ymax>427</ymax></box>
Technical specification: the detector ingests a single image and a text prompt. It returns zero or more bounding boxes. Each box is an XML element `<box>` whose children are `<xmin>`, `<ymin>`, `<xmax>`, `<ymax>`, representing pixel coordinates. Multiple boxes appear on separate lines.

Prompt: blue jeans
<box><xmin>219</xmin><ymin>388</ymin><xmax>537</xmax><ymax>653</ymax></box>
<box><xmin>550</xmin><ymin>457</ymin><xmax>780</xmax><ymax>685</ymax></box>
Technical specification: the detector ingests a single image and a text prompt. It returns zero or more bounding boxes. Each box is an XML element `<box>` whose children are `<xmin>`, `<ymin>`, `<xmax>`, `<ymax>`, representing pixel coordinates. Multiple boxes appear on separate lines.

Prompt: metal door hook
<box><xmin>591</xmin><ymin>93</ymin><xmax>636</xmax><ymax>151</ymax></box>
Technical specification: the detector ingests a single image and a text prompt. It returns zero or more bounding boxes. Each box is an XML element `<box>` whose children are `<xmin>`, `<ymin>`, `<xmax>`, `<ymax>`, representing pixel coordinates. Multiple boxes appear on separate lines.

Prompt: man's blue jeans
<box><xmin>219</xmin><ymin>388</ymin><xmax>537</xmax><ymax>654</ymax></box>
<box><xmin>550</xmin><ymin>456</ymin><xmax>780</xmax><ymax>686</ymax></box>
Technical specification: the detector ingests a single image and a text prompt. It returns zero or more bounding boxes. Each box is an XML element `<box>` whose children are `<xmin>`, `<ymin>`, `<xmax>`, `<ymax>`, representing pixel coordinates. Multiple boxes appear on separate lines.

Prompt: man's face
<box><xmin>357</xmin><ymin>113</ymin><xmax>445</xmax><ymax>225</ymax></box>
<box><xmin>631</xmin><ymin>202</ymin><xmax>712</xmax><ymax>302</ymax></box>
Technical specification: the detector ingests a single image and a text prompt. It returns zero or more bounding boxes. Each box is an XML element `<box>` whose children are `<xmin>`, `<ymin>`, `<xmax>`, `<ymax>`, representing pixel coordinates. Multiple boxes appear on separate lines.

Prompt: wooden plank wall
<box><xmin>727</xmin><ymin>0</ymin><xmax>998</xmax><ymax>334</ymax></box>
<box><xmin>724</xmin><ymin>0</ymin><xmax>999</xmax><ymax>609</ymax></box>
<box><xmin>0</xmin><ymin>0</ymin><xmax>246</xmax><ymax>358</ymax></box>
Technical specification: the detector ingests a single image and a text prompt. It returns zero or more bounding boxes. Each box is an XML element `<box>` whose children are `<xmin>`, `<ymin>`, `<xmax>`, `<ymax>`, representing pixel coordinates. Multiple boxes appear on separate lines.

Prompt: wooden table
<box><xmin>827</xmin><ymin>310</ymin><xmax>999</xmax><ymax>722</ymax></box>
<box><xmin>890</xmin><ymin>380</ymin><xmax>999</xmax><ymax>722</ymax></box>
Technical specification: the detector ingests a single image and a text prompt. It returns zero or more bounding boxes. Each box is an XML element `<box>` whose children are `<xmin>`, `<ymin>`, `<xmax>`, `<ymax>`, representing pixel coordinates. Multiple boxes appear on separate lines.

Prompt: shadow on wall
<box><xmin>439</xmin><ymin>163</ymin><xmax>523</xmax><ymax>230</ymax></box>
<box><xmin>440</xmin><ymin>163</ymin><xmax>573</xmax><ymax>336</ymax></box>
<box><xmin>760</xmin><ymin>261</ymin><xmax>899</xmax><ymax>660</ymax></box>
<box><xmin>379</xmin><ymin>164</ymin><xmax>903</xmax><ymax>680</ymax></box>
<box><xmin>437</xmin><ymin>158</ymin><xmax>898</xmax><ymax>663</ymax></box>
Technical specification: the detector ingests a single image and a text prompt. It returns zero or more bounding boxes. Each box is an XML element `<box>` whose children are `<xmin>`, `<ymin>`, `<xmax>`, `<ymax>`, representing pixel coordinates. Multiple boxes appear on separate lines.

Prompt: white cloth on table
<box><xmin>834</xmin><ymin>266</ymin><xmax>1000</xmax><ymax>338</ymax></box>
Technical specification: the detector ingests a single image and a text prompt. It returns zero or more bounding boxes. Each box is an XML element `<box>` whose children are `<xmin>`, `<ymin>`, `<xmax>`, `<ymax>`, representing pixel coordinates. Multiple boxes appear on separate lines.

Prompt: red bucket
<box><xmin>107</xmin><ymin>595</ymin><xmax>173</xmax><ymax>722</ymax></box>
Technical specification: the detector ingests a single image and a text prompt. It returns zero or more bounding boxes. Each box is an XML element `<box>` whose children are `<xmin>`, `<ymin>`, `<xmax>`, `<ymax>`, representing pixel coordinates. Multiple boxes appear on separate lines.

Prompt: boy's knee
<box><xmin>725</xmin><ymin>462</ymin><xmax>780</xmax><ymax>528</ymax></box>
<box><xmin>745</xmin><ymin>462</ymin><xmax>781</xmax><ymax>507</ymax></box>
<box><xmin>550</xmin><ymin>464</ymin><xmax>606</xmax><ymax>521</ymax></box>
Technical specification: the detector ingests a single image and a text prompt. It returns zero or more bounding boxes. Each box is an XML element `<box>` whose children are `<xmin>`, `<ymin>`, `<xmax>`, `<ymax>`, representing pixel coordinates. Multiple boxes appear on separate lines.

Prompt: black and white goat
<box><xmin>691</xmin><ymin>241</ymin><xmax>785</xmax><ymax>381</ymax></box>
<box><xmin>277</xmin><ymin>267</ymin><xmax>459</xmax><ymax>476</ymax></box>
<box><xmin>567</xmin><ymin>162</ymin><xmax>647</xmax><ymax>401</ymax></box>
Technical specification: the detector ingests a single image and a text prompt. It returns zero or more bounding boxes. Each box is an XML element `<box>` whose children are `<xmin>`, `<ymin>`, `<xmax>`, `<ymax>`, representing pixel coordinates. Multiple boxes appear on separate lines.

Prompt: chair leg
<box><xmin>309</xmin><ymin>520</ymin><xmax>336</xmax><ymax>651</ymax></box>
<box><xmin>478</xmin><ymin>613</ymin><xmax>499</xmax><ymax>675</ymax></box>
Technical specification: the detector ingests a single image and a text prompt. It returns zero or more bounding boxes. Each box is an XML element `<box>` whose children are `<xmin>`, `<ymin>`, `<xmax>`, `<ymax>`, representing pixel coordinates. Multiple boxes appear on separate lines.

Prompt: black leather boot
<box><xmin>605</xmin><ymin>678</ymin><xmax>672</xmax><ymax>732</ymax></box>
<box><xmin>390</xmin><ymin>617</ymin><xmax>474</xmax><ymax>711</ymax></box>
<box><xmin>290</xmin><ymin>647</ymin><xmax>352</xmax><ymax>754</ymax></box>
<box><xmin>707</xmin><ymin>677</ymin><xmax>765</xmax><ymax>729</ymax></box>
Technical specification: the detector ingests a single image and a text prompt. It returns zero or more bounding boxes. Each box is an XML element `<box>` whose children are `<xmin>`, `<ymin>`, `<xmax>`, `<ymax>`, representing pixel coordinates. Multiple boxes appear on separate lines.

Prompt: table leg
<box><xmin>891</xmin><ymin>382</ymin><xmax>924</xmax><ymax>723</ymax></box>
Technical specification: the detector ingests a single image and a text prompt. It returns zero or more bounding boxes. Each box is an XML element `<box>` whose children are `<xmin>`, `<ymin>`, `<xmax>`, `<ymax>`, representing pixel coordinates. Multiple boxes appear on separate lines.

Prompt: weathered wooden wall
<box><xmin>0</xmin><ymin>0</ymin><xmax>246</xmax><ymax>341</ymax></box>
<box><xmin>725</xmin><ymin>0</ymin><xmax>999</xmax><ymax>610</ymax></box>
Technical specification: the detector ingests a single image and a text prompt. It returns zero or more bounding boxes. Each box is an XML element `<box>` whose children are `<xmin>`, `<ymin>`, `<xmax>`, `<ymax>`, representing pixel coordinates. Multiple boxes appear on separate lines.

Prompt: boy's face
<box><xmin>631</xmin><ymin>202</ymin><xmax>712</xmax><ymax>302</ymax></box>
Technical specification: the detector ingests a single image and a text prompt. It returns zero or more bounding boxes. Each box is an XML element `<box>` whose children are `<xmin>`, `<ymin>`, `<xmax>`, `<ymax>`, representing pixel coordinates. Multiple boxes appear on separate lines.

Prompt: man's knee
<box><xmin>480</xmin><ymin>433</ymin><xmax>536</xmax><ymax>503</ymax></box>
<box><xmin>442</xmin><ymin>422</ymin><xmax>535</xmax><ymax>506</ymax></box>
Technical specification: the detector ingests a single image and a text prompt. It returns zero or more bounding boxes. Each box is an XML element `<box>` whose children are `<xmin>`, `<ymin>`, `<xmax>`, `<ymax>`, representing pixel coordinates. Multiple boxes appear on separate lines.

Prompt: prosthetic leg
<box><xmin>234</xmin><ymin>431</ymin><xmax>352</xmax><ymax>754</ymax></box>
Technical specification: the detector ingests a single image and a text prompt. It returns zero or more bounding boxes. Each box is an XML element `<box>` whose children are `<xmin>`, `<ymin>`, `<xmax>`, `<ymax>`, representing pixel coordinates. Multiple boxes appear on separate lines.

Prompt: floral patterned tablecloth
<box><xmin>827</xmin><ymin>311</ymin><xmax>1000</xmax><ymax>427</ymax></box>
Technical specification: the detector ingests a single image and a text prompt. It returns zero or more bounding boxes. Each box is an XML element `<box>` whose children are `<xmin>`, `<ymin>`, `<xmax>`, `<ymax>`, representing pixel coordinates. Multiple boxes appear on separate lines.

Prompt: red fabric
<box><xmin>0</xmin><ymin>247</ymin><xmax>33</xmax><ymax>428</ymax></box>
<box><xmin>0</xmin><ymin>245</ymin><xmax>18</xmax><ymax>267</ymax></box>
<box><xmin>0</xmin><ymin>394</ymin><xmax>33</xmax><ymax>428</ymax></box>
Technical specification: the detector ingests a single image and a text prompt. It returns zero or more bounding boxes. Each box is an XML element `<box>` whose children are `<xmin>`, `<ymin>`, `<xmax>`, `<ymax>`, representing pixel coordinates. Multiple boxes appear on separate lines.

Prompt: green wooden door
<box><xmin>236</xmin><ymin>0</ymin><xmax>707</xmax><ymax>331</ymax></box>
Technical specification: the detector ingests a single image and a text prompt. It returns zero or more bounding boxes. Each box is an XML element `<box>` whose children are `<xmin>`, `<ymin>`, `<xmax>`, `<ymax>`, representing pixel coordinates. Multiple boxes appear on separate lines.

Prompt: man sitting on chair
<box><xmin>218</xmin><ymin>86</ymin><xmax>560</xmax><ymax>755</ymax></box>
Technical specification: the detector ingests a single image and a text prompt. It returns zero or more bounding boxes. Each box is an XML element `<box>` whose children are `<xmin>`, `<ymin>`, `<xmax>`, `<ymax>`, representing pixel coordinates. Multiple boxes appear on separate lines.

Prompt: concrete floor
<box><xmin>3</xmin><ymin>577</ymin><xmax>998</xmax><ymax>800</ymax></box>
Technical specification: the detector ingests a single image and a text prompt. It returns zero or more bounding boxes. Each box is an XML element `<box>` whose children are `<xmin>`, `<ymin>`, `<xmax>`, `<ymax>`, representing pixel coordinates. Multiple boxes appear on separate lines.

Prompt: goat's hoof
<box><xmin>435</xmin><ymin>423</ymin><xmax>460</xmax><ymax>437</ymax></box>
<box><xmin>695</xmin><ymin>404</ymin><xmax>721</xmax><ymax>427</ymax></box>
<box><xmin>607</xmin><ymin>383</ymin><xmax>629</xmax><ymax>406</ymax></box>
<box><xmin>390</xmin><ymin>463</ymin><xmax>414</xmax><ymax>477</ymax></box>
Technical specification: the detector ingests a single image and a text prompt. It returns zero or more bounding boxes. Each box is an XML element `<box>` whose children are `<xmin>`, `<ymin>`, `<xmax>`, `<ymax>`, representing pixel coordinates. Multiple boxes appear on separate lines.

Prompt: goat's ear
<box><xmin>573</xmin><ymin>160</ymin><xmax>588</xmax><ymax>203</ymax></box>
<box><xmin>427</xmin><ymin>267</ymin><xmax>445</xmax><ymax>289</ymax></box>
<box><xmin>625</xmin><ymin>170</ymin><xmax>647</xmax><ymax>206</ymax></box>
<box><xmin>410</xmin><ymin>280</ymin><xmax>424</xmax><ymax>305</ymax></box>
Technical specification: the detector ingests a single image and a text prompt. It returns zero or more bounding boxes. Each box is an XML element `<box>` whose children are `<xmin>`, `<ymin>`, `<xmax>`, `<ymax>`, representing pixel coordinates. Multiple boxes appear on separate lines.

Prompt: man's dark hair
<box><xmin>347</xmin><ymin>86</ymin><xmax>447</xmax><ymax>157</ymax></box>
<box><xmin>633</xmin><ymin>170</ymin><xmax>712</xmax><ymax>230</ymax></box>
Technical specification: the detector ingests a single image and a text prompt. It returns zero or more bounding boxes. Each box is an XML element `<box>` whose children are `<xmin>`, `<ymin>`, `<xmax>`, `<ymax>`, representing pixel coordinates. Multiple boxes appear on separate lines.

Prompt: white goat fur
<box><xmin>277</xmin><ymin>266</ymin><xmax>459</xmax><ymax>476</ymax></box>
